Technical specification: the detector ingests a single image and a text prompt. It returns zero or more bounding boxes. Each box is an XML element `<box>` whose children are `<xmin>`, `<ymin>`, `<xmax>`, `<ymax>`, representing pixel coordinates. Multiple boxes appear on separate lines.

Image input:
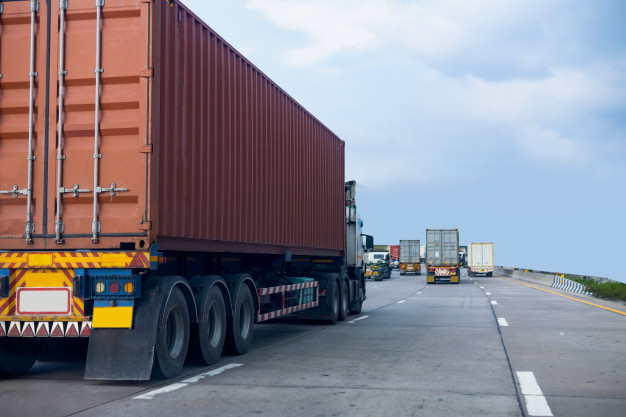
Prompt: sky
<box><xmin>180</xmin><ymin>0</ymin><xmax>626</xmax><ymax>282</ymax></box>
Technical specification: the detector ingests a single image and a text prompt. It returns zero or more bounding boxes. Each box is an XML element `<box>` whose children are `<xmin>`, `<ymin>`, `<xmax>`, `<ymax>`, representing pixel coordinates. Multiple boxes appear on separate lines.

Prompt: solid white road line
<box><xmin>349</xmin><ymin>315</ymin><xmax>370</xmax><ymax>323</ymax></box>
<box><xmin>497</xmin><ymin>317</ymin><xmax>509</xmax><ymax>327</ymax></box>
<box><xmin>134</xmin><ymin>364</ymin><xmax>244</xmax><ymax>400</ymax></box>
<box><xmin>516</xmin><ymin>371</ymin><xmax>553</xmax><ymax>416</ymax></box>
<box><xmin>491</xmin><ymin>300</ymin><xmax>498</xmax><ymax>305</ymax></box>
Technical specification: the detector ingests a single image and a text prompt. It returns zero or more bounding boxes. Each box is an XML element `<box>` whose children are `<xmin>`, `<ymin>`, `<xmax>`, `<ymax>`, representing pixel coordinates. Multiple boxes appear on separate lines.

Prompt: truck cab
<box><xmin>365</xmin><ymin>252</ymin><xmax>391</xmax><ymax>281</ymax></box>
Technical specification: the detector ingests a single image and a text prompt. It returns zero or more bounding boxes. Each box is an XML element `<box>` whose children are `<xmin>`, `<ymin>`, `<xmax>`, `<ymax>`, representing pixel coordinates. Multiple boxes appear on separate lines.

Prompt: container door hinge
<box><xmin>139</xmin><ymin>221</ymin><xmax>152</xmax><ymax>231</ymax></box>
<box><xmin>140</xmin><ymin>68</ymin><xmax>153</xmax><ymax>78</ymax></box>
<box><xmin>140</xmin><ymin>144</ymin><xmax>153</xmax><ymax>153</ymax></box>
<box><xmin>140</xmin><ymin>0</ymin><xmax>153</xmax><ymax>3</ymax></box>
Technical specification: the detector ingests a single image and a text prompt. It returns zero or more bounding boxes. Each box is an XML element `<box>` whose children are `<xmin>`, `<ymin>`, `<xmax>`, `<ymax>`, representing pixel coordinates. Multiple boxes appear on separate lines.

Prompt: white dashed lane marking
<box><xmin>497</xmin><ymin>317</ymin><xmax>509</xmax><ymax>327</ymax></box>
<box><xmin>349</xmin><ymin>315</ymin><xmax>370</xmax><ymax>323</ymax></box>
<box><xmin>134</xmin><ymin>364</ymin><xmax>243</xmax><ymax>400</ymax></box>
<box><xmin>491</xmin><ymin>301</ymin><xmax>498</xmax><ymax>305</ymax></box>
<box><xmin>516</xmin><ymin>371</ymin><xmax>553</xmax><ymax>416</ymax></box>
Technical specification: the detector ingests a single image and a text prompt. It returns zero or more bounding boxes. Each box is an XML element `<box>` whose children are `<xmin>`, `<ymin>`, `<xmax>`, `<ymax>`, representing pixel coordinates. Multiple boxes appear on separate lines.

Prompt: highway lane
<box><xmin>479</xmin><ymin>272</ymin><xmax>626</xmax><ymax>417</ymax></box>
<box><xmin>1</xmin><ymin>269</ymin><xmax>624</xmax><ymax>416</ymax></box>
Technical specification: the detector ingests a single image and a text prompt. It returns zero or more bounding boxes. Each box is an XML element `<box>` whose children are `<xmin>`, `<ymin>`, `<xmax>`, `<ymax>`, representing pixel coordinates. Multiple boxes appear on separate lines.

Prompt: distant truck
<box><xmin>365</xmin><ymin>251</ymin><xmax>391</xmax><ymax>281</ymax></box>
<box><xmin>420</xmin><ymin>245</ymin><xmax>426</xmax><ymax>263</ymax></box>
<box><xmin>399</xmin><ymin>240</ymin><xmax>421</xmax><ymax>275</ymax></box>
<box><xmin>425</xmin><ymin>229</ymin><xmax>460</xmax><ymax>284</ymax></box>
<box><xmin>468</xmin><ymin>243</ymin><xmax>494</xmax><ymax>277</ymax></box>
<box><xmin>390</xmin><ymin>245</ymin><xmax>400</xmax><ymax>269</ymax></box>
<box><xmin>458</xmin><ymin>245</ymin><xmax>468</xmax><ymax>267</ymax></box>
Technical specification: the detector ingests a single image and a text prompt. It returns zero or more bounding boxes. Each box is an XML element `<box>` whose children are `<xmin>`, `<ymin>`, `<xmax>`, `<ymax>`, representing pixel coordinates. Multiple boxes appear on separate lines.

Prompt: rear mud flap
<box><xmin>85</xmin><ymin>278</ymin><xmax>176</xmax><ymax>380</ymax></box>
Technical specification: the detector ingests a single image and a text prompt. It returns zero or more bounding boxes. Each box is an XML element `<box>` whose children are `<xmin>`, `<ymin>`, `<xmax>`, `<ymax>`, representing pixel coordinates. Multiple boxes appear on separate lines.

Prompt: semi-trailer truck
<box><xmin>365</xmin><ymin>251</ymin><xmax>391</xmax><ymax>281</ymax></box>
<box><xmin>0</xmin><ymin>0</ymin><xmax>372</xmax><ymax>380</ymax></box>
<box><xmin>425</xmin><ymin>229</ymin><xmax>460</xmax><ymax>284</ymax></box>
<box><xmin>399</xmin><ymin>240</ymin><xmax>420</xmax><ymax>275</ymax></box>
<box><xmin>468</xmin><ymin>243</ymin><xmax>494</xmax><ymax>277</ymax></box>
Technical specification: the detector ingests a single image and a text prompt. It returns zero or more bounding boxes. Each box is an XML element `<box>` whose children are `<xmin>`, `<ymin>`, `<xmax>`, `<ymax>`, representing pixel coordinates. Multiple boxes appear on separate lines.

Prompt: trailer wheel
<box><xmin>154</xmin><ymin>287</ymin><xmax>190</xmax><ymax>379</ymax></box>
<box><xmin>338</xmin><ymin>280</ymin><xmax>348</xmax><ymax>321</ymax></box>
<box><xmin>197</xmin><ymin>285</ymin><xmax>227</xmax><ymax>365</ymax></box>
<box><xmin>487</xmin><ymin>272</ymin><xmax>493</xmax><ymax>277</ymax></box>
<box><xmin>0</xmin><ymin>338</ymin><xmax>41</xmax><ymax>376</ymax></box>
<box><xmin>225</xmin><ymin>285</ymin><xmax>255</xmax><ymax>355</ymax></box>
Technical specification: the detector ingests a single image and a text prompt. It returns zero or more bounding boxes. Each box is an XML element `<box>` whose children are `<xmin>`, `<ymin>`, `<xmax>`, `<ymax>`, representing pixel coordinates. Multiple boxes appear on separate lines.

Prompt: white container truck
<box><xmin>399</xmin><ymin>240</ymin><xmax>421</xmax><ymax>275</ymax></box>
<box><xmin>468</xmin><ymin>243</ymin><xmax>494</xmax><ymax>277</ymax></box>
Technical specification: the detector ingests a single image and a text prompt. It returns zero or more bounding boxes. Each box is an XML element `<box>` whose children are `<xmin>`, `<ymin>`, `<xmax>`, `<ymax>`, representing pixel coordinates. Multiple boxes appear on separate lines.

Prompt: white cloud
<box><xmin>245</xmin><ymin>0</ymin><xmax>539</xmax><ymax>67</ymax></box>
<box><xmin>518</xmin><ymin>124</ymin><xmax>585</xmax><ymax>163</ymax></box>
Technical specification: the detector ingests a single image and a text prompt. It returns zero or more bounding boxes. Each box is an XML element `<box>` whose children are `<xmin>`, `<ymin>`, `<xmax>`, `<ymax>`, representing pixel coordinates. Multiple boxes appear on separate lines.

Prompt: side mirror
<box><xmin>361</xmin><ymin>234</ymin><xmax>374</xmax><ymax>250</ymax></box>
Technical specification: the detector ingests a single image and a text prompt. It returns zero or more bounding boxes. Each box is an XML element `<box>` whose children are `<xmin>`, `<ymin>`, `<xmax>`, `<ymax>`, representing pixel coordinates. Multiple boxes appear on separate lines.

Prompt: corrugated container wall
<box><xmin>0</xmin><ymin>0</ymin><xmax>345</xmax><ymax>257</ymax></box>
<box><xmin>426</xmin><ymin>230</ymin><xmax>459</xmax><ymax>267</ymax></box>
<box><xmin>399</xmin><ymin>240</ymin><xmax>420</xmax><ymax>263</ymax></box>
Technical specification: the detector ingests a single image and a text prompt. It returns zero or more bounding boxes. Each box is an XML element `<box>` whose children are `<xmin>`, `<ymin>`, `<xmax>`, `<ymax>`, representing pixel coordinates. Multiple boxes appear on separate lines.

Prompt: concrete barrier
<box><xmin>496</xmin><ymin>266</ymin><xmax>593</xmax><ymax>295</ymax></box>
<box><xmin>551</xmin><ymin>275</ymin><xmax>592</xmax><ymax>295</ymax></box>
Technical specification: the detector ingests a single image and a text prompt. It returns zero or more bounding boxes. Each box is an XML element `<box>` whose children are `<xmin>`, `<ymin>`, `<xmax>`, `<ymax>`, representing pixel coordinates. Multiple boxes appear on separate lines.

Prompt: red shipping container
<box><xmin>0</xmin><ymin>0</ymin><xmax>345</xmax><ymax>257</ymax></box>
<box><xmin>390</xmin><ymin>245</ymin><xmax>400</xmax><ymax>260</ymax></box>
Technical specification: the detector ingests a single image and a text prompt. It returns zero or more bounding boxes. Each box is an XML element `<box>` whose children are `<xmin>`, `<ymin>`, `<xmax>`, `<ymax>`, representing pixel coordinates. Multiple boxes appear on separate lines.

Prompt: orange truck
<box><xmin>0</xmin><ymin>0</ymin><xmax>371</xmax><ymax>380</ymax></box>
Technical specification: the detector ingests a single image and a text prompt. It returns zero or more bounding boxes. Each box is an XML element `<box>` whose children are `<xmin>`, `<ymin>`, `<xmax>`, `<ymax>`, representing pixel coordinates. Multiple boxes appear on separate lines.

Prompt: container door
<box><xmin>0</xmin><ymin>0</ymin><xmax>152</xmax><ymax>250</ymax></box>
<box><xmin>442</xmin><ymin>230</ymin><xmax>458</xmax><ymax>266</ymax></box>
<box><xmin>0</xmin><ymin>0</ymin><xmax>47</xmax><ymax>245</ymax></box>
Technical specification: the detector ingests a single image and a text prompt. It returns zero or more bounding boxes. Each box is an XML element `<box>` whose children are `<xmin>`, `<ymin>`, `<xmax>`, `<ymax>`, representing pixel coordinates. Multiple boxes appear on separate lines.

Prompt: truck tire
<box><xmin>196</xmin><ymin>285</ymin><xmax>227</xmax><ymax>365</ymax></box>
<box><xmin>349</xmin><ymin>285</ymin><xmax>364</xmax><ymax>315</ymax></box>
<box><xmin>225</xmin><ymin>284</ymin><xmax>255</xmax><ymax>355</ymax></box>
<box><xmin>153</xmin><ymin>287</ymin><xmax>190</xmax><ymax>379</ymax></box>
<box><xmin>338</xmin><ymin>280</ymin><xmax>348</xmax><ymax>321</ymax></box>
<box><xmin>0</xmin><ymin>338</ymin><xmax>41</xmax><ymax>376</ymax></box>
<box><xmin>327</xmin><ymin>279</ymin><xmax>340</xmax><ymax>325</ymax></box>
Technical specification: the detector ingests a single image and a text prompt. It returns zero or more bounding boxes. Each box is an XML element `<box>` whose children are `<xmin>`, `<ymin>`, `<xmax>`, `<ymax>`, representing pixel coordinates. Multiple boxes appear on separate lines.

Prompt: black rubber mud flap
<box><xmin>84</xmin><ymin>277</ymin><xmax>183</xmax><ymax>381</ymax></box>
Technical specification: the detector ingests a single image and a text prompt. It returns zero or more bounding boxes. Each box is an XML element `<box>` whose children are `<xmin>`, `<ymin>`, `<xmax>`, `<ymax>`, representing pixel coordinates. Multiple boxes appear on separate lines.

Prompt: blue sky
<box><xmin>181</xmin><ymin>0</ymin><xmax>626</xmax><ymax>282</ymax></box>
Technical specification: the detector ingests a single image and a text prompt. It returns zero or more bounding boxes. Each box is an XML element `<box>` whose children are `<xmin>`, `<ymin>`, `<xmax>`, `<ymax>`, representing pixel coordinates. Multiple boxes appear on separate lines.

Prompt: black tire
<box><xmin>338</xmin><ymin>280</ymin><xmax>348</xmax><ymax>322</ymax></box>
<box><xmin>487</xmin><ymin>272</ymin><xmax>493</xmax><ymax>277</ymax></box>
<box><xmin>153</xmin><ymin>286</ymin><xmax>190</xmax><ymax>379</ymax></box>
<box><xmin>349</xmin><ymin>284</ymin><xmax>364</xmax><ymax>315</ymax></box>
<box><xmin>225</xmin><ymin>285</ymin><xmax>255</xmax><ymax>355</ymax></box>
<box><xmin>0</xmin><ymin>338</ymin><xmax>41</xmax><ymax>377</ymax></box>
<box><xmin>326</xmin><ymin>279</ymin><xmax>340</xmax><ymax>325</ymax></box>
<box><xmin>196</xmin><ymin>285</ymin><xmax>227</xmax><ymax>365</ymax></box>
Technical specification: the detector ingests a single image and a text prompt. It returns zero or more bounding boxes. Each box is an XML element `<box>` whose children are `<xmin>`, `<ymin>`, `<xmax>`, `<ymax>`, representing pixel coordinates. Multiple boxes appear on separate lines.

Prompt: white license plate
<box><xmin>17</xmin><ymin>288</ymin><xmax>72</xmax><ymax>315</ymax></box>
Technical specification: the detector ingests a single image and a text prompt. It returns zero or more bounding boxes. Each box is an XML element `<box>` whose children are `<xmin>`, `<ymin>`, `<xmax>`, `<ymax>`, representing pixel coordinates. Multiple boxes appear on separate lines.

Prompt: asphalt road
<box><xmin>0</xmin><ymin>269</ymin><xmax>624</xmax><ymax>417</ymax></box>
